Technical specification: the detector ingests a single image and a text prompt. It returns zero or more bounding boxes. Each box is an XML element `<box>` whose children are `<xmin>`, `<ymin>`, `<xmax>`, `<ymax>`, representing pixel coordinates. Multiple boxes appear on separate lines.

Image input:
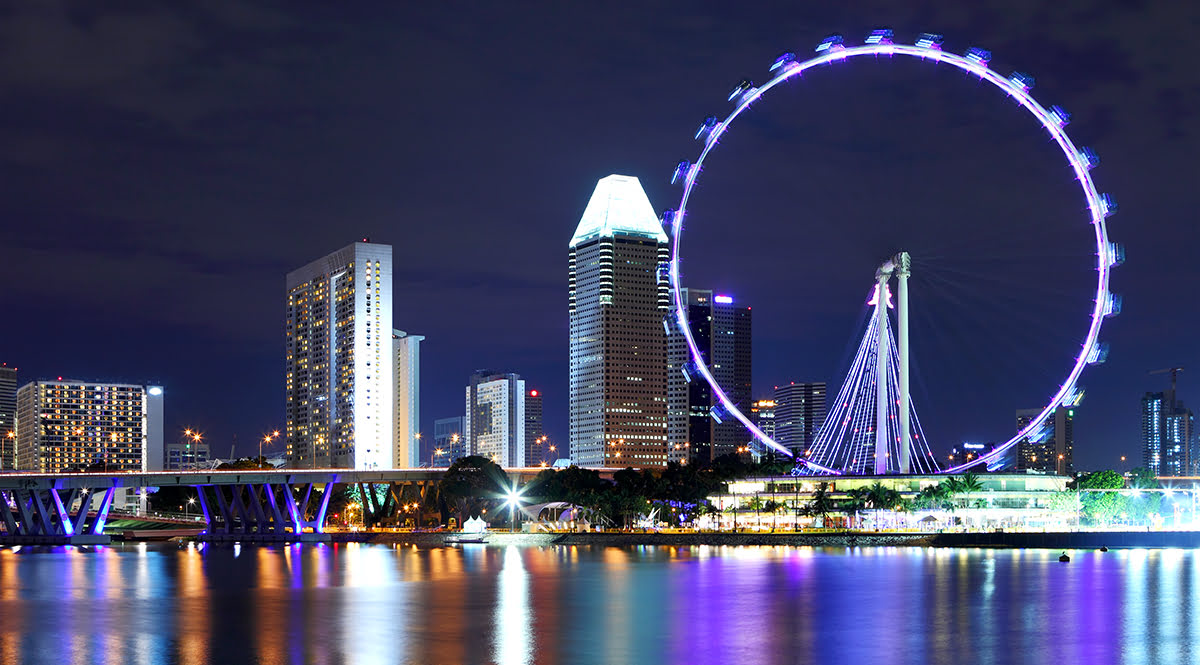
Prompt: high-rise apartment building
<box><xmin>525</xmin><ymin>389</ymin><xmax>545</xmax><ymax>466</ymax></box>
<box><xmin>667</xmin><ymin>289</ymin><xmax>753</xmax><ymax>464</ymax></box>
<box><xmin>569</xmin><ymin>174</ymin><xmax>670</xmax><ymax>469</ymax></box>
<box><xmin>1015</xmin><ymin>407</ymin><xmax>1074</xmax><ymax>475</ymax></box>
<box><xmin>0</xmin><ymin>364</ymin><xmax>16</xmax><ymax>469</ymax></box>
<box><xmin>1142</xmin><ymin>391</ymin><xmax>1195</xmax><ymax>476</ymax></box>
<box><xmin>393</xmin><ymin>330</ymin><xmax>424</xmax><ymax>468</ymax></box>
<box><xmin>15</xmin><ymin>380</ymin><xmax>163</xmax><ymax>472</ymax></box>
<box><xmin>465</xmin><ymin>371</ymin><xmax>525</xmax><ymax>467</ymax></box>
<box><xmin>773</xmin><ymin>382</ymin><xmax>827</xmax><ymax>456</ymax></box>
<box><xmin>433</xmin><ymin>416</ymin><xmax>465</xmax><ymax>466</ymax></box>
<box><xmin>285</xmin><ymin>242</ymin><xmax>394</xmax><ymax>470</ymax></box>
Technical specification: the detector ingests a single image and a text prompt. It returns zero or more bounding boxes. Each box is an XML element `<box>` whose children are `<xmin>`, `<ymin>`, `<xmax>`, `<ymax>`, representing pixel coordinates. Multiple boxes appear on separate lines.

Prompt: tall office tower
<box><xmin>711</xmin><ymin>294</ymin><xmax>752</xmax><ymax>456</ymax></box>
<box><xmin>392</xmin><ymin>330</ymin><xmax>424</xmax><ymax>468</ymax></box>
<box><xmin>667</xmin><ymin>288</ymin><xmax>712</xmax><ymax>464</ymax></box>
<box><xmin>0</xmin><ymin>364</ymin><xmax>16</xmax><ymax>469</ymax></box>
<box><xmin>569</xmin><ymin>174</ymin><xmax>670</xmax><ymax>469</ymax></box>
<box><xmin>285</xmin><ymin>241</ymin><xmax>393</xmax><ymax>470</ymax></box>
<box><xmin>433</xmin><ymin>416</ymin><xmax>466</xmax><ymax>466</ymax></box>
<box><xmin>750</xmin><ymin>399</ymin><xmax>777</xmax><ymax>441</ymax></box>
<box><xmin>773</xmin><ymin>382</ymin><xmax>827</xmax><ymax>456</ymax></box>
<box><xmin>1015</xmin><ymin>406</ymin><xmax>1074</xmax><ymax>475</ymax></box>
<box><xmin>15</xmin><ymin>380</ymin><xmax>163</xmax><ymax>472</ymax></box>
<box><xmin>1142</xmin><ymin>391</ymin><xmax>1195</xmax><ymax>476</ymax></box>
<box><xmin>667</xmin><ymin>289</ymin><xmax>753</xmax><ymax>464</ymax></box>
<box><xmin>524</xmin><ymin>388</ymin><xmax>545</xmax><ymax>466</ymax></box>
<box><xmin>465</xmin><ymin>371</ymin><xmax>526</xmax><ymax>466</ymax></box>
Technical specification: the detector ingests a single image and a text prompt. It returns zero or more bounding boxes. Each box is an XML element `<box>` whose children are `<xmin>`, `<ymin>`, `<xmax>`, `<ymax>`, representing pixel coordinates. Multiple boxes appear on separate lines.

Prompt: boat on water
<box><xmin>445</xmin><ymin>533</ymin><xmax>488</xmax><ymax>545</ymax></box>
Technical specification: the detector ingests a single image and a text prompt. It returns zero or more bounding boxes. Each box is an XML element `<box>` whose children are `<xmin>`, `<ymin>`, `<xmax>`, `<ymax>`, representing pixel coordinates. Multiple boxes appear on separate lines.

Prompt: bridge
<box><xmin>0</xmin><ymin>467</ymin><xmax>575</xmax><ymax>545</ymax></box>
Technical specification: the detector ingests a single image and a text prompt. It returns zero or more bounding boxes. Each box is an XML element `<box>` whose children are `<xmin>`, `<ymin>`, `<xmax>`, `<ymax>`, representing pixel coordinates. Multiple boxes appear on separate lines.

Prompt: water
<box><xmin>0</xmin><ymin>543</ymin><xmax>1197</xmax><ymax>665</ymax></box>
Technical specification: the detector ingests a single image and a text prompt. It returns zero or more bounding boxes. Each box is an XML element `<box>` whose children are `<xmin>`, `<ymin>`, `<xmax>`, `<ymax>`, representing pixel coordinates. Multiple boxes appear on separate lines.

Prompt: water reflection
<box><xmin>0</xmin><ymin>544</ymin><xmax>1199</xmax><ymax>664</ymax></box>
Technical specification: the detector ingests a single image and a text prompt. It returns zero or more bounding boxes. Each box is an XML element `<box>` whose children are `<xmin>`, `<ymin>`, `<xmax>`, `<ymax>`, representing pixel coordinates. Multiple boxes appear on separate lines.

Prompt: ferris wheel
<box><xmin>664</xmin><ymin>30</ymin><xmax>1120</xmax><ymax>475</ymax></box>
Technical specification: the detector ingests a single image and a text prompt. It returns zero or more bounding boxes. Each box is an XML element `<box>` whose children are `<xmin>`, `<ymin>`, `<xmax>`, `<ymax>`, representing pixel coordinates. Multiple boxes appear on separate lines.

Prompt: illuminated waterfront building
<box><xmin>569</xmin><ymin>174</ymin><xmax>670</xmax><ymax>468</ymax></box>
<box><xmin>1016</xmin><ymin>407</ymin><xmax>1074</xmax><ymax>475</ymax></box>
<box><xmin>667</xmin><ymin>289</ymin><xmax>752</xmax><ymax>464</ymax></box>
<box><xmin>14</xmin><ymin>380</ymin><xmax>163</xmax><ymax>472</ymax></box>
<box><xmin>285</xmin><ymin>241</ymin><xmax>394</xmax><ymax>470</ymax></box>
<box><xmin>392</xmin><ymin>330</ymin><xmax>424</xmax><ymax>468</ymax></box>
<box><xmin>524</xmin><ymin>389</ymin><xmax>545</xmax><ymax>466</ymax></box>
<box><xmin>465</xmin><ymin>371</ymin><xmax>525</xmax><ymax>466</ymax></box>
<box><xmin>773</xmin><ymin>382</ymin><xmax>827</xmax><ymax>456</ymax></box>
<box><xmin>0</xmin><ymin>364</ymin><xmax>16</xmax><ymax>469</ymax></box>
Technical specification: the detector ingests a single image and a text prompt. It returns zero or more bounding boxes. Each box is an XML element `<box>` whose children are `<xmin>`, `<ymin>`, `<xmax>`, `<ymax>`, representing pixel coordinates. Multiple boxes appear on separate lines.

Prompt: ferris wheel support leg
<box><xmin>897</xmin><ymin>254</ymin><xmax>912</xmax><ymax>474</ymax></box>
<box><xmin>874</xmin><ymin>278</ymin><xmax>890</xmax><ymax>475</ymax></box>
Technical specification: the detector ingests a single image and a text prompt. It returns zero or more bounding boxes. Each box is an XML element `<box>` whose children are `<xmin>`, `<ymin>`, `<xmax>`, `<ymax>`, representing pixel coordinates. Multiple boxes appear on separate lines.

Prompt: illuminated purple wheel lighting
<box><xmin>666</xmin><ymin>33</ymin><xmax>1117</xmax><ymax>475</ymax></box>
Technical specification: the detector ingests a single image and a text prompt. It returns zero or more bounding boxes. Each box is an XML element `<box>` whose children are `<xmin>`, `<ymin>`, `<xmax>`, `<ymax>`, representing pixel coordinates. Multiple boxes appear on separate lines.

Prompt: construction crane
<box><xmin>1150</xmin><ymin>366</ymin><xmax>1184</xmax><ymax>408</ymax></box>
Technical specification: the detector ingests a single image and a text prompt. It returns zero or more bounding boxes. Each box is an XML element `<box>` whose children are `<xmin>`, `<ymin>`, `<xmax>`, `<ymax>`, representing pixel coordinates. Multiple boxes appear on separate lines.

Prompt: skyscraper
<box><xmin>1016</xmin><ymin>406</ymin><xmax>1074</xmax><ymax>475</ymax></box>
<box><xmin>433</xmin><ymin>416</ymin><xmax>465</xmax><ymax>466</ymax></box>
<box><xmin>285</xmin><ymin>241</ymin><xmax>394</xmax><ymax>470</ymax></box>
<box><xmin>393</xmin><ymin>330</ymin><xmax>424</xmax><ymax>468</ymax></box>
<box><xmin>773</xmin><ymin>382</ymin><xmax>827</xmax><ymax>456</ymax></box>
<box><xmin>0</xmin><ymin>364</ymin><xmax>16</xmax><ymax>469</ymax></box>
<box><xmin>750</xmin><ymin>399</ymin><xmax>777</xmax><ymax>441</ymax></box>
<box><xmin>15</xmin><ymin>380</ymin><xmax>163</xmax><ymax>472</ymax></box>
<box><xmin>667</xmin><ymin>289</ymin><xmax>753</xmax><ymax>464</ymax></box>
<box><xmin>465</xmin><ymin>371</ymin><xmax>525</xmax><ymax>467</ymax></box>
<box><xmin>1142</xmin><ymin>391</ymin><xmax>1195</xmax><ymax>476</ymax></box>
<box><xmin>569</xmin><ymin>174</ymin><xmax>670</xmax><ymax>469</ymax></box>
<box><xmin>525</xmin><ymin>388</ymin><xmax>545</xmax><ymax>466</ymax></box>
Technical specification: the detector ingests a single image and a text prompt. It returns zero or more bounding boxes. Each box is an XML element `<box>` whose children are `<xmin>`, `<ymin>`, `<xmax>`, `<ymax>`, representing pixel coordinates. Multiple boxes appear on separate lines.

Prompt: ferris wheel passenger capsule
<box><xmin>815</xmin><ymin>34</ymin><xmax>844</xmax><ymax>53</ymax></box>
<box><xmin>965</xmin><ymin>47</ymin><xmax>992</xmax><ymax>66</ymax></box>
<box><xmin>728</xmin><ymin>78</ymin><xmax>754</xmax><ymax>101</ymax></box>
<box><xmin>1087</xmin><ymin>342</ymin><xmax>1110</xmax><ymax>365</ymax></box>
<box><xmin>769</xmin><ymin>51</ymin><xmax>796</xmax><ymax>72</ymax></box>
<box><xmin>865</xmin><ymin>28</ymin><xmax>894</xmax><ymax>45</ymax></box>
<box><xmin>1104</xmin><ymin>293</ymin><xmax>1123</xmax><ymax>317</ymax></box>
<box><xmin>915</xmin><ymin>33</ymin><xmax>944</xmax><ymax>49</ymax></box>
<box><xmin>1101</xmin><ymin>193</ymin><xmax>1118</xmax><ymax>217</ymax></box>
<box><xmin>1079</xmin><ymin>147</ymin><xmax>1100</xmax><ymax>170</ymax></box>
<box><xmin>1061</xmin><ymin>387</ymin><xmax>1085</xmax><ymax>408</ymax></box>
<box><xmin>694</xmin><ymin>116</ymin><xmax>718</xmax><ymax>140</ymax></box>
<box><xmin>1009</xmin><ymin>71</ymin><xmax>1035</xmax><ymax>91</ymax></box>
<box><xmin>1050</xmin><ymin>105</ymin><xmax>1071</xmax><ymax>126</ymax></box>
<box><xmin>671</xmin><ymin>161</ymin><xmax>690</xmax><ymax>184</ymax></box>
<box><xmin>1106</xmin><ymin>242</ymin><xmax>1125</xmax><ymax>267</ymax></box>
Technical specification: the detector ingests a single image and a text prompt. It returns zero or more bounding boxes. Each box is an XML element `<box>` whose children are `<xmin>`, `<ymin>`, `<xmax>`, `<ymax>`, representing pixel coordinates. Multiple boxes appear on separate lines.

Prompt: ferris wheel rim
<box><xmin>667</xmin><ymin>38</ymin><xmax>1114</xmax><ymax>475</ymax></box>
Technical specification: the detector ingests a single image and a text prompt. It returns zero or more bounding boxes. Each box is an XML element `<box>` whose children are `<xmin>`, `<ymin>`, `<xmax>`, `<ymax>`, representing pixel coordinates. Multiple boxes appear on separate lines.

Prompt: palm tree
<box><xmin>806</xmin><ymin>482</ymin><xmax>836</xmax><ymax>527</ymax></box>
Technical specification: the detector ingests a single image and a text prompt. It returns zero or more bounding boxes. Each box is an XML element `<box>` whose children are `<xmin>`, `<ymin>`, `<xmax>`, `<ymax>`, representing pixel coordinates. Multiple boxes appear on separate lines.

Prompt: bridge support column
<box><xmin>0</xmin><ymin>487</ymin><xmax>113</xmax><ymax>544</ymax></box>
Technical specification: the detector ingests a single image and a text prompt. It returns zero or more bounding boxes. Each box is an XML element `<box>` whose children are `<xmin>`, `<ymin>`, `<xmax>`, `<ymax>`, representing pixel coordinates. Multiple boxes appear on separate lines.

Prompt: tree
<box><xmin>1129</xmin><ymin>467</ymin><xmax>1158</xmax><ymax>489</ymax></box>
<box><xmin>805</xmin><ymin>482</ymin><xmax>836</xmax><ymax>526</ymax></box>
<box><xmin>438</xmin><ymin>455</ymin><xmax>510</xmax><ymax>525</ymax></box>
<box><xmin>1072</xmin><ymin>469</ymin><xmax>1127</xmax><ymax>526</ymax></box>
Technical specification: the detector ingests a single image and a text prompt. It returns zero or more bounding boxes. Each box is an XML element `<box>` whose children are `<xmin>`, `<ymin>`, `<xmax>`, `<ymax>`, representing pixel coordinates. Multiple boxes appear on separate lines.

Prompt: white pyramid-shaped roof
<box><xmin>569</xmin><ymin>174</ymin><xmax>668</xmax><ymax>247</ymax></box>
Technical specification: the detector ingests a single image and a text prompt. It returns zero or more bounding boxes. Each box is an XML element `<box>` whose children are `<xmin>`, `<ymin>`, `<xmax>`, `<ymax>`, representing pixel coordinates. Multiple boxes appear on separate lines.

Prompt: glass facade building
<box><xmin>569</xmin><ymin>175</ymin><xmax>670</xmax><ymax>469</ymax></box>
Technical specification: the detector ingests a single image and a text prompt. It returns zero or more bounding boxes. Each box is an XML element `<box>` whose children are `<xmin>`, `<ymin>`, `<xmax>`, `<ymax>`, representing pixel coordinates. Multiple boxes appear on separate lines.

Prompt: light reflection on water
<box><xmin>0</xmin><ymin>544</ymin><xmax>1197</xmax><ymax>664</ymax></box>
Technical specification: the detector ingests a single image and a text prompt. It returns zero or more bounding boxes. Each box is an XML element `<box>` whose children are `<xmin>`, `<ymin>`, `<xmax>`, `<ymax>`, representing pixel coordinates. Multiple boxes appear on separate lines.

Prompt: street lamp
<box><xmin>504</xmin><ymin>485</ymin><xmax>525</xmax><ymax>533</ymax></box>
<box><xmin>433</xmin><ymin>447</ymin><xmax>446</xmax><ymax>467</ymax></box>
<box><xmin>186</xmin><ymin>496</ymin><xmax>196</xmax><ymax>520</ymax></box>
<box><xmin>260</xmin><ymin>430</ymin><xmax>279</xmax><ymax>467</ymax></box>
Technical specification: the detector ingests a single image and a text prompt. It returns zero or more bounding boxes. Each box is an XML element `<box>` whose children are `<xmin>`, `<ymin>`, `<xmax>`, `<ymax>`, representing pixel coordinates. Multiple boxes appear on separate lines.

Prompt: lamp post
<box><xmin>504</xmin><ymin>485</ymin><xmax>525</xmax><ymax>533</ymax></box>
<box><xmin>186</xmin><ymin>496</ymin><xmax>196</xmax><ymax>520</ymax></box>
<box><xmin>260</xmin><ymin>430</ymin><xmax>279</xmax><ymax>468</ymax></box>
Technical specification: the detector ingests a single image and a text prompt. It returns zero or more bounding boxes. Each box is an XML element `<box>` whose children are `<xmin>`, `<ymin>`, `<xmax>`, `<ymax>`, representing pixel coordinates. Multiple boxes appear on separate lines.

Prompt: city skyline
<box><xmin>2</xmin><ymin>4</ymin><xmax>1197</xmax><ymax>470</ymax></box>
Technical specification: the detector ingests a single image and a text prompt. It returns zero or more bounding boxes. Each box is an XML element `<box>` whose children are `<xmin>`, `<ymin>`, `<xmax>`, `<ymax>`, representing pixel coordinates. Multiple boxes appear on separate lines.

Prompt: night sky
<box><xmin>2</xmin><ymin>1</ymin><xmax>1197</xmax><ymax>470</ymax></box>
